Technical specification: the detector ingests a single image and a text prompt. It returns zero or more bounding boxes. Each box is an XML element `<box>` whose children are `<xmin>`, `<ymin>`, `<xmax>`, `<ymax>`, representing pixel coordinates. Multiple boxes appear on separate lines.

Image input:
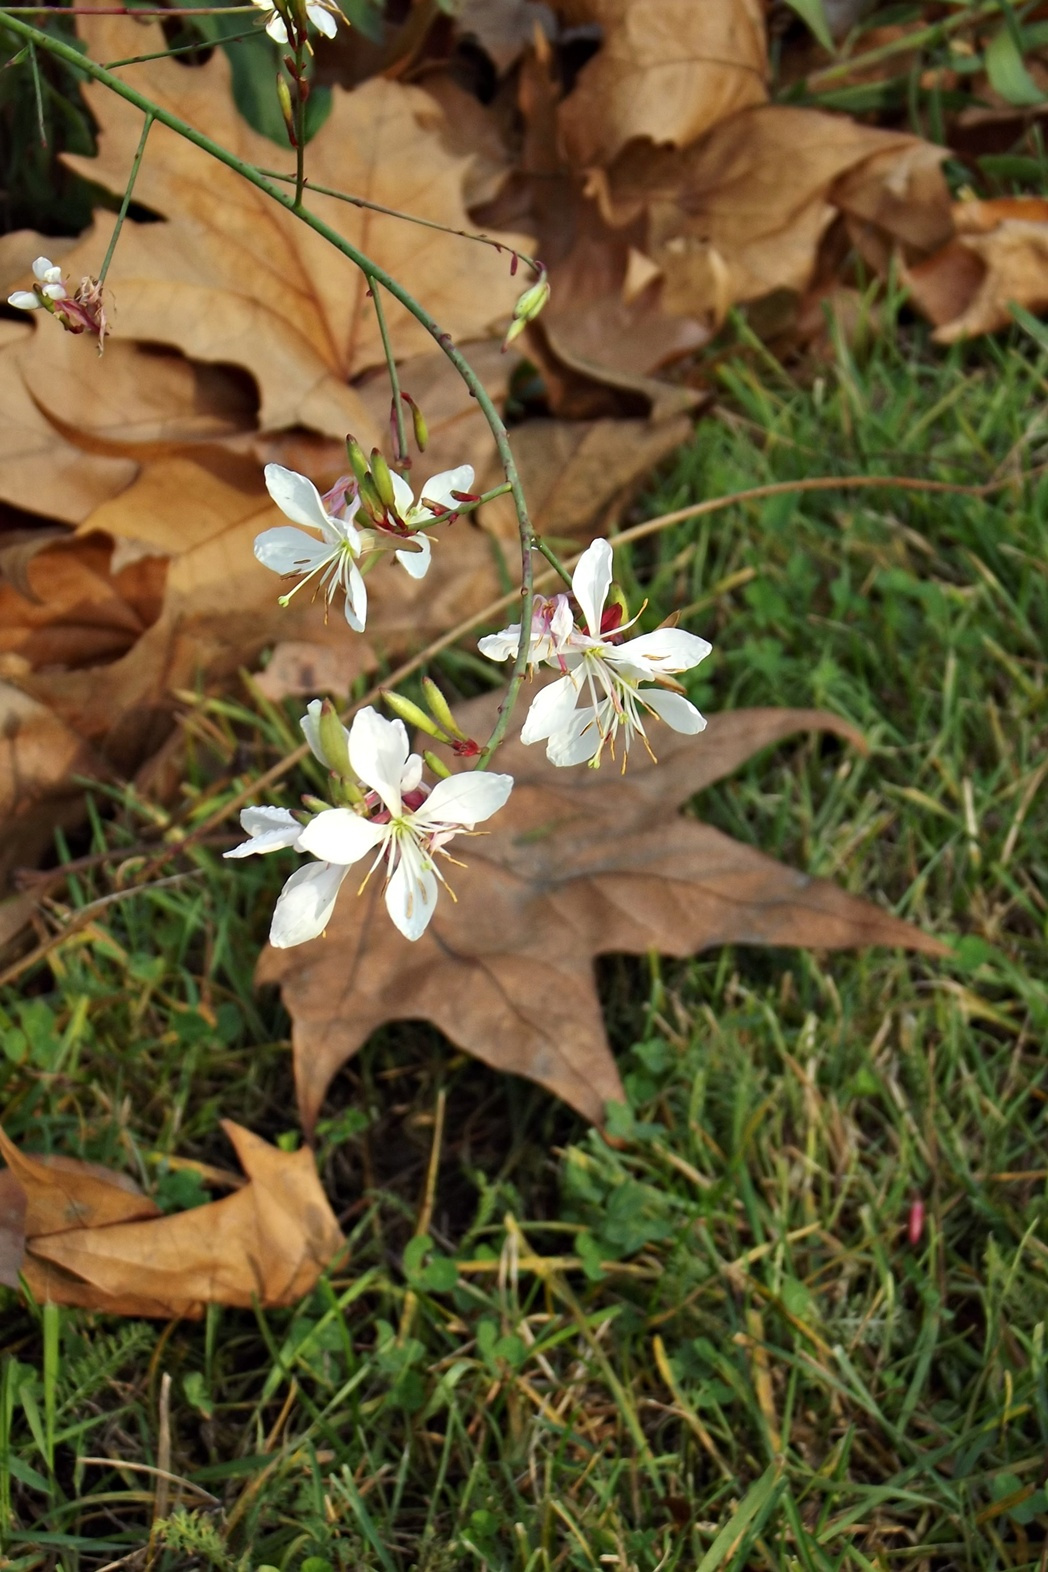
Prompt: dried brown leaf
<box><xmin>906</xmin><ymin>198</ymin><xmax>1048</xmax><ymax>341</ymax></box>
<box><xmin>557</xmin><ymin>0</ymin><xmax>768</xmax><ymax>168</ymax></box>
<box><xmin>1</xmin><ymin>1121</ymin><xmax>343</xmax><ymax>1316</ymax></box>
<box><xmin>258</xmin><ymin>693</ymin><xmax>945</xmax><ymax>1135</ymax></box>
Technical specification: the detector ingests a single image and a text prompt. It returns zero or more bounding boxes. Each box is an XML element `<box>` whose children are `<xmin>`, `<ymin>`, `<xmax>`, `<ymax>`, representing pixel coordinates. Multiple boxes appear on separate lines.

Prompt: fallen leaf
<box><xmin>590</xmin><ymin>106</ymin><xmax>950</xmax><ymax>324</ymax></box>
<box><xmin>258</xmin><ymin>691</ymin><xmax>945</xmax><ymax>1135</ymax></box>
<box><xmin>1</xmin><ymin>1121</ymin><xmax>344</xmax><ymax>1316</ymax></box>
<box><xmin>556</xmin><ymin>0</ymin><xmax>768</xmax><ymax>168</ymax></box>
<box><xmin>906</xmin><ymin>197</ymin><xmax>1048</xmax><ymax>342</ymax></box>
<box><xmin>0</xmin><ymin>682</ymin><xmax>106</xmax><ymax>886</ymax></box>
<box><xmin>456</xmin><ymin>0</ymin><xmax>557</xmax><ymax>73</ymax></box>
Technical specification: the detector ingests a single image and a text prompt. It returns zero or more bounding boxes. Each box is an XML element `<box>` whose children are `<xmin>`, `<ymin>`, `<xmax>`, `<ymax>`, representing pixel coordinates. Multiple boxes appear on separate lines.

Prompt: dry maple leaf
<box><xmin>556</xmin><ymin>0</ymin><xmax>768</xmax><ymax>168</ymax></box>
<box><xmin>0</xmin><ymin>1121</ymin><xmax>343</xmax><ymax>1317</ymax></box>
<box><xmin>905</xmin><ymin>196</ymin><xmax>1048</xmax><ymax>342</ymax></box>
<box><xmin>51</xmin><ymin>7</ymin><xmax>529</xmax><ymax>438</ymax></box>
<box><xmin>258</xmin><ymin>691</ymin><xmax>946</xmax><ymax>1136</ymax></box>
<box><xmin>589</xmin><ymin>106</ymin><xmax>951</xmax><ymax>326</ymax></box>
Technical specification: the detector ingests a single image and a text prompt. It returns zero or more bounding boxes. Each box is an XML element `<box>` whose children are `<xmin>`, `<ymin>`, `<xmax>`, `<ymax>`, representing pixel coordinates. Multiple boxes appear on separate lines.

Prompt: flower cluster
<box><xmin>8</xmin><ymin>257</ymin><xmax>107</xmax><ymax>343</ymax></box>
<box><xmin>251</xmin><ymin>0</ymin><xmax>341</xmax><ymax>44</ymax></box>
<box><xmin>226</xmin><ymin>704</ymin><xmax>512</xmax><ymax>944</ymax></box>
<box><xmin>253</xmin><ymin>459</ymin><xmax>475</xmax><ymax>631</ymax></box>
<box><xmin>480</xmin><ymin>537</ymin><xmax>711</xmax><ymax>768</ymax></box>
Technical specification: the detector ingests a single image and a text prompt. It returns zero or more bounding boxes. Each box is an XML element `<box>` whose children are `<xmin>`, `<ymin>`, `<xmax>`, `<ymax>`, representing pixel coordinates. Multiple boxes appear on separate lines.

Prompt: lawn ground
<box><xmin>1</xmin><ymin>306</ymin><xmax>1047</xmax><ymax>1571</ymax></box>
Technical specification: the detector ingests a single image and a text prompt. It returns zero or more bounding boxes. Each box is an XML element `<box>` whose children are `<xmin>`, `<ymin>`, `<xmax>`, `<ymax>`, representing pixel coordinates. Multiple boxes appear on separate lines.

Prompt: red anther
<box><xmin>600</xmin><ymin>603</ymin><xmax>624</xmax><ymax>635</ymax></box>
<box><xmin>452</xmin><ymin>738</ymin><xmax>481</xmax><ymax>757</ymax></box>
<box><xmin>908</xmin><ymin>1198</ymin><xmax>925</xmax><ymax>1246</ymax></box>
<box><xmin>450</xmin><ymin>490</ymin><xmax>480</xmax><ymax>504</ymax></box>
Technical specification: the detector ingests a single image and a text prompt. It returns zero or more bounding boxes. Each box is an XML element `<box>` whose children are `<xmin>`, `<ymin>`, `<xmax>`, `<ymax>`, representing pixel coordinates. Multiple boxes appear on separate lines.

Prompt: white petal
<box><xmin>546</xmin><ymin>707</ymin><xmax>601</xmax><ymax>768</ymax></box>
<box><xmin>264</xmin><ymin>465</ymin><xmax>337</xmax><ymax>537</ymax></box>
<box><xmin>300</xmin><ymin>699</ymin><xmax>325</xmax><ymax>765</ymax></box>
<box><xmin>41</xmin><ymin>283</ymin><xmax>66</xmax><ymax>301</ymax></box>
<box><xmin>394</xmin><ymin>534</ymin><xmax>431</xmax><ymax>580</ymax></box>
<box><xmin>254</xmin><ymin>526</ymin><xmax>331</xmax><ymax>577</ymax></box>
<box><xmin>415</xmin><ymin>464</ymin><xmax>474</xmax><ymax>518</ymax></box>
<box><xmin>385</xmin><ymin>844</ymin><xmax>438</xmax><ymax>941</ymax></box>
<box><xmin>520</xmin><ymin>672</ymin><xmax>580</xmax><ymax>745</ymax></box>
<box><xmin>343</xmin><ymin>560</ymin><xmax>368</xmax><ymax>632</ymax></box>
<box><xmin>477</xmin><ymin>626</ymin><xmax>520</xmax><ymax>662</ymax></box>
<box><xmin>298</xmin><ymin>807</ymin><xmax>386</xmax><ymax>865</ymax></box>
<box><xmin>269</xmin><ymin>861</ymin><xmax>348</xmax><ymax>948</ymax></box>
<box><xmin>31</xmin><ymin>257</ymin><xmax>56</xmax><ymax>281</ymax></box>
<box><xmin>401</xmin><ymin>753</ymin><xmax>424</xmax><ymax>792</ymax></box>
<box><xmin>349</xmin><ymin>706</ymin><xmax>409</xmax><ymax>814</ymax></box>
<box><xmin>224</xmin><ymin>805</ymin><xmax>303</xmax><ymax>857</ymax></box>
<box><xmin>265</xmin><ymin>12</ymin><xmax>288</xmax><ymax>42</ymax></box>
<box><xmin>308</xmin><ymin>2</ymin><xmax>338</xmax><ymax>34</ymax></box>
<box><xmin>614</xmin><ymin>629</ymin><xmax>713</xmax><ymax>675</ymax></box>
<box><xmin>390</xmin><ymin>471</ymin><xmax>415</xmax><ymax>519</ymax></box>
<box><xmin>550</xmin><ymin>595</ymin><xmax>574</xmax><ymax>648</ymax></box>
<box><xmin>7</xmin><ymin>291</ymin><xmax>40</xmax><ymax>310</ymax></box>
<box><xmin>571</xmin><ymin>538</ymin><xmax>613</xmax><ymax>638</ymax></box>
<box><xmin>413</xmin><ymin>771</ymin><xmax>513</xmax><ymax>830</ymax></box>
<box><xmin>642</xmin><ymin>687</ymin><xmax>707</xmax><ymax>734</ymax></box>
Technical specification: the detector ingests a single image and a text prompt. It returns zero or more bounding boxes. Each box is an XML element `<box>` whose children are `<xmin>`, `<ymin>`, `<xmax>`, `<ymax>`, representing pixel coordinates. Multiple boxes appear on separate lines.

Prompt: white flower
<box><xmin>223</xmin><ymin>806</ymin><xmax>305</xmax><ymax>858</ymax></box>
<box><xmin>518</xmin><ymin>538</ymin><xmax>712</xmax><ymax>768</ymax></box>
<box><xmin>255</xmin><ymin>464</ymin><xmax>367</xmax><ymax>631</ymax></box>
<box><xmin>8</xmin><ymin>256</ymin><xmax>67</xmax><ymax>312</ymax></box>
<box><xmin>478</xmin><ymin>593</ymin><xmax>574</xmax><ymax>668</ymax></box>
<box><xmin>295</xmin><ymin>707</ymin><xmax>513</xmax><ymax>942</ymax></box>
<box><xmin>384</xmin><ymin>464</ymin><xmax>475</xmax><ymax>581</ymax></box>
<box><xmin>252</xmin><ymin>0</ymin><xmax>339</xmax><ymax>44</ymax></box>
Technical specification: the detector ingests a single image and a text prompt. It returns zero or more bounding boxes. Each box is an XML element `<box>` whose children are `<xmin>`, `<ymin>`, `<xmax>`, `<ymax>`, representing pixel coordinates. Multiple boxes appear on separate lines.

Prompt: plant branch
<box><xmin>97</xmin><ymin>109</ymin><xmax>152</xmax><ymax>286</ymax></box>
<box><xmin>532</xmin><ymin>536</ymin><xmax>574</xmax><ymax>589</ymax></box>
<box><xmin>257</xmin><ymin>166</ymin><xmax>544</xmax><ymax>277</ymax></box>
<box><xmin>369</xmin><ymin>278</ymin><xmax>409</xmax><ymax>467</ymax></box>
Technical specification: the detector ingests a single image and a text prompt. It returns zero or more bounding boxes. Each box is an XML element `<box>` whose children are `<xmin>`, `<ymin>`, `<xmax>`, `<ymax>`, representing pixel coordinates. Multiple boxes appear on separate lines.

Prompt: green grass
<box><xmin>1</xmin><ymin>309</ymin><xmax>1046</xmax><ymax>1571</ymax></box>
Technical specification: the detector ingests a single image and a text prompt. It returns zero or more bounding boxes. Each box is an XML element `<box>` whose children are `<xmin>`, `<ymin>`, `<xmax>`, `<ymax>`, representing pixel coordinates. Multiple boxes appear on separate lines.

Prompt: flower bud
<box><xmin>316</xmin><ymin>698</ymin><xmax>352</xmax><ymax>777</ymax></box>
<box><xmin>406</xmin><ymin>394</ymin><xmax>428</xmax><ymax>453</ymax></box>
<box><xmin>382</xmin><ymin>689</ymin><xmax>451</xmax><ymax>742</ymax></box>
<box><xmin>370</xmin><ymin>449</ymin><xmax>397</xmax><ymax>511</ymax></box>
<box><xmin>421</xmin><ymin>676</ymin><xmax>467</xmax><ymax>742</ymax></box>
<box><xmin>357</xmin><ymin>473</ymin><xmax>388</xmax><ymax>525</ymax></box>
<box><xmin>276</xmin><ymin>75</ymin><xmax>296</xmax><ymax>144</ymax></box>
<box><xmin>423</xmin><ymin>749</ymin><xmax>453</xmax><ymax>780</ymax></box>
<box><xmin>345</xmin><ymin>435</ymin><xmax>371</xmax><ymax>489</ymax></box>
<box><xmin>502</xmin><ymin>271</ymin><xmax>550</xmax><ymax>350</ymax></box>
<box><xmin>302</xmin><ymin>792</ymin><xmax>332</xmax><ymax>813</ymax></box>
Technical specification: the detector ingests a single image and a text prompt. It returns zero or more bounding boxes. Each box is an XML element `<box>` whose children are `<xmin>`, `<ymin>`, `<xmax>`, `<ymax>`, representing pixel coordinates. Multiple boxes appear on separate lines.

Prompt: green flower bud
<box><xmin>421</xmin><ymin>676</ymin><xmax>467</xmax><ymax>742</ymax></box>
<box><xmin>423</xmin><ymin>750</ymin><xmax>453</xmax><ymax>780</ymax></box>
<box><xmin>317</xmin><ymin>697</ymin><xmax>352</xmax><ymax>777</ymax></box>
<box><xmin>408</xmin><ymin>398</ymin><xmax>428</xmax><ymax>453</ymax></box>
<box><xmin>276</xmin><ymin>75</ymin><xmax>296</xmax><ymax>144</ymax></box>
<box><xmin>357</xmin><ymin>473</ymin><xmax>388</xmax><ymax>525</ymax></box>
<box><xmin>370</xmin><ymin>449</ymin><xmax>397</xmax><ymax>512</ymax></box>
<box><xmin>345</xmin><ymin>435</ymin><xmax>371</xmax><ymax>489</ymax></box>
<box><xmin>382</xmin><ymin>689</ymin><xmax>451</xmax><ymax>742</ymax></box>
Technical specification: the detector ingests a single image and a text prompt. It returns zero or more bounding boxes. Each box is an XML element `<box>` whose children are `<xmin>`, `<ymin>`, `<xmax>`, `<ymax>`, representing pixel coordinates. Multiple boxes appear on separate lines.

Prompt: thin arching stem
<box><xmin>0</xmin><ymin>11</ymin><xmax>536</xmax><ymax>764</ymax></box>
<box><xmin>97</xmin><ymin>111</ymin><xmax>153</xmax><ymax>286</ymax></box>
<box><xmin>369</xmin><ymin>279</ymin><xmax>409</xmax><ymax>467</ymax></box>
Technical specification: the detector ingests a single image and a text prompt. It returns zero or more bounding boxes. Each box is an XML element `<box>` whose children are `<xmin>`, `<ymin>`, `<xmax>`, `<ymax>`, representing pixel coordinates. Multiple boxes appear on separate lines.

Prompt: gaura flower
<box><xmin>378</xmin><ymin>463</ymin><xmax>476</xmax><ymax>581</ymax></box>
<box><xmin>297</xmin><ymin>707</ymin><xmax>513</xmax><ymax>941</ymax></box>
<box><xmin>254</xmin><ymin>464</ymin><xmax>367</xmax><ymax>631</ymax></box>
<box><xmin>477</xmin><ymin>592</ymin><xmax>574</xmax><ymax>668</ymax></box>
<box><xmin>8</xmin><ymin>256</ymin><xmax>67</xmax><ymax>311</ymax></box>
<box><xmin>251</xmin><ymin>0</ymin><xmax>339</xmax><ymax>44</ymax></box>
<box><xmin>485</xmin><ymin>537</ymin><xmax>712</xmax><ymax>769</ymax></box>
<box><xmin>225</xmin><ymin>706</ymin><xmax>513</xmax><ymax>945</ymax></box>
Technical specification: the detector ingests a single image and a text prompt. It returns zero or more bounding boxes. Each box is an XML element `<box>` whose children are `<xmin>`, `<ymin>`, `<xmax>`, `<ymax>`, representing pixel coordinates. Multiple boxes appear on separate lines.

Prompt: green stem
<box><xmin>369</xmin><ymin>278</ymin><xmax>410</xmax><ymax>467</ymax></box>
<box><xmin>97</xmin><ymin>110</ymin><xmax>153</xmax><ymax>286</ymax></box>
<box><xmin>1</xmin><ymin>5</ymin><xmax>262</xmax><ymax>13</ymax></box>
<box><xmin>801</xmin><ymin>1</ymin><xmax>999</xmax><ymax>90</ymax></box>
<box><xmin>28</xmin><ymin>37</ymin><xmax>46</xmax><ymax>148</ymax></box>
<box><xmin>257</xmin><ymin>166</ymin><xmax>544</xmax><ymax>277</ymax></box>
<box><xmin>292</xmin><ymin>33</ymin><xmax>306</xmax><ymax>207</ymax></box>
<box><xmin>0</xmin><ymin>10</ymin><xmax>535</xmax><ymax>766</ymax></box>
<box><xmin>532</xmin><ymin>536</ymin><xmax>574</xmax><ymax>590</ymax></box>
<box><xmin>104</xmin><ymin>30</ymin><xmax>260</xmax><ymax>68</ymax></box>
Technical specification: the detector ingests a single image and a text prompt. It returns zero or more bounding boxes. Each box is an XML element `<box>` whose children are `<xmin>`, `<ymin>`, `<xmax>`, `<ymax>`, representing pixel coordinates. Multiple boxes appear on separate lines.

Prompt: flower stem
<box><xmin>531</xmin><ymin>536</ymin><xmax>574</xmax><ymax>589</ymax></box>
<box><xmin>257</xmin><ymin>166</ymin><xmax>544</xmax><ymax>277</ymax></box>
<box><xmin>292</xmin><ymin>33</ymin><xmax>306</xmax><ymax>208</ymax></box>
<box><xmin>369</xmin><ymin>278</ymin><xmax>409</xmax><ymax>467</ymax></box>
<box><xmin>1</xmin><ymin>10</ymin><xmax>535</xmax><ymax>765</ymax></box>
<box><xmin>97</xmin><ymin>111</ymin><xmax>153</xmax><ymax>286</ymax></box>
